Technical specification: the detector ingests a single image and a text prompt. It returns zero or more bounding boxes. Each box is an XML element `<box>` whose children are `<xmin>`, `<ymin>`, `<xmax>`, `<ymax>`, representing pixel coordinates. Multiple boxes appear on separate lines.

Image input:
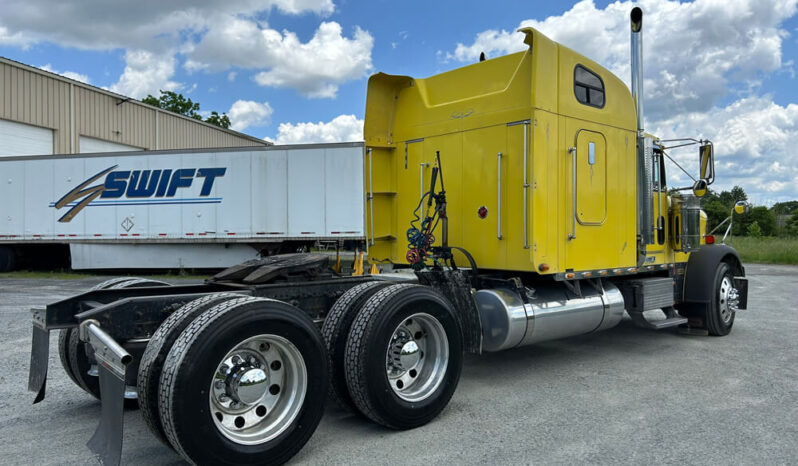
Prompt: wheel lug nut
<box><xmin>214</xmin><ymin>380</ymin><xmax>224</xmax><ymax>389</ymax></box>
<box><xmin>218</xmin><ymin>364</ymin><xmax>229</xmax><ymax>375</ymax></box>
<box><xmin>232</xmin><ymin>355</ymin><xmax>242</xmax><ymax>364</ymax></box>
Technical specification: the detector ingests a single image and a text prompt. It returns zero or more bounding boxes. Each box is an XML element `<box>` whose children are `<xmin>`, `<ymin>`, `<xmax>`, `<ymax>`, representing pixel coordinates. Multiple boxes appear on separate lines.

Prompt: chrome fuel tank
<box><xmin>475</xmin><ymin>282</ymin><xmax>625</xmax><ymax>352</ymax></box>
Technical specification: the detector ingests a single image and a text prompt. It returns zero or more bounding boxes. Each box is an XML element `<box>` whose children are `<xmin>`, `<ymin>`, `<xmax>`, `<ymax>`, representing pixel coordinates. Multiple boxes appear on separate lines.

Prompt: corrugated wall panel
<box><xmin>0</xmin><ymin>60</ymin><xmax>266</xmax><ymax>154</ymax></box>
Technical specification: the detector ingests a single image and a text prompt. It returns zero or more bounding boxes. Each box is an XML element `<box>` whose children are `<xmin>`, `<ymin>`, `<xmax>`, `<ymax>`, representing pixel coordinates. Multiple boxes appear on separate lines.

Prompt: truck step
<box><xmin>628</xmin><ymin>308</ymin><xmax>687</xmax><ymax>330</ymax></box>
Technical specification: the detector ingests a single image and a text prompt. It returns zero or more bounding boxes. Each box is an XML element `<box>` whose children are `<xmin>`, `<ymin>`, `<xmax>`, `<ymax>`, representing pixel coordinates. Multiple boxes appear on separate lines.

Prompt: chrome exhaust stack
<box><xmin>631</xmin><ymin>7</ymin><xmax>655</xmax><ymax>247</ymax></box>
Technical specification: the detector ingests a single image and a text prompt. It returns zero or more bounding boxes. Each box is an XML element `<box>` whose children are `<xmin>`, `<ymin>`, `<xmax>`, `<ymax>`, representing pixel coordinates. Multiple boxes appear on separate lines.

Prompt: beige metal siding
<box><xmin>0</xmin><ymin>61</ymin><xmax>70</xmax><ymax>153</ymax></box>
<box><xmin>0</xmin><ymin>57</ymin><xmax>268</xmax><ymax>155</ymax></box>
<box><xmin>157</xmin><ymin>112</ymin><xmax>262</xmax><ymax>149</ymax></box>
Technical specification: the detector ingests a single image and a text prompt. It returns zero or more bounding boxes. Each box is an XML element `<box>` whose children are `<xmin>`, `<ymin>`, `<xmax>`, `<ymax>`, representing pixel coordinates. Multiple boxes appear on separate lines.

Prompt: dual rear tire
<box><xmin>141</xmin><ymin>295</ymin><xmax>328</xmax><ymax>466</ymax></box>
<box><xmin>323</xmin><ymin>282</ymin><xmax>463</xmax><ymax>430</ymax></box>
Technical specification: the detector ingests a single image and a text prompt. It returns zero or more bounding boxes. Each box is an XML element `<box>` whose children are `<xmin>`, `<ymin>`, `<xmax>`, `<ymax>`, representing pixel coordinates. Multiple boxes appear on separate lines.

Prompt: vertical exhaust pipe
<box><xmin>631</xmin><ymin>7</ymin><xmax>654</xmax><ymax>246</ymax></box>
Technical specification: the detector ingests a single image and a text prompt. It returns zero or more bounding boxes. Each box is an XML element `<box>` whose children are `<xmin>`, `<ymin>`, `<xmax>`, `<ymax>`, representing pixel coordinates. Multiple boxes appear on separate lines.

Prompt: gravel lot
<box><xmin>0</xmin><ymin>264</ymin><xmax>796</xmax><ymax>465</ymax></box>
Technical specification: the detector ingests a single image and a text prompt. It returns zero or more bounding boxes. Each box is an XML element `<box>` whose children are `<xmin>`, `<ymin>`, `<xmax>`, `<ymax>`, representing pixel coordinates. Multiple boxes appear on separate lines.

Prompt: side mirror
<box><xmin>692</xmin><ymin>179</ymin><xmax>708</xmax><ymax>197</ymax></box>
<box><xmin>699</xmin><ymin>143</ymin><xmax>715</xmax><ymax>185</ymax></box>
<box><xmin>734</xmin><ymin>200</ymin><xmax>749</xmax><ymax>215</ymax></box>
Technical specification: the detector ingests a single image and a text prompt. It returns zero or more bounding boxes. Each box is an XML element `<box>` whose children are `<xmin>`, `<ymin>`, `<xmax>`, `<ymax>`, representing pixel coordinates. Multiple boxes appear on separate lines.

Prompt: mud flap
<box><xmin>87</xmin><ymin>363</ymin><xmax>126</xmax><ymax>466</ymax></box>
<box><xmin>81</xmin><ymin>320</ymin><xmax>131</xmax><ymax>466</ymax></box>
<box><xmin>28</xmin><ymin>325</ymin><xmax>49</xmax><ymax>404</ymax></box>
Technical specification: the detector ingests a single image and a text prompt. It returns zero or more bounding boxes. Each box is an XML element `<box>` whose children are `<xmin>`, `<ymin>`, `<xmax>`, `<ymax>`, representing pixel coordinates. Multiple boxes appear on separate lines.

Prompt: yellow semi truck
<box><xmin>27</xmin><ymin>7</ymin><xmax>748</xmax><ymax>466</ymax></box>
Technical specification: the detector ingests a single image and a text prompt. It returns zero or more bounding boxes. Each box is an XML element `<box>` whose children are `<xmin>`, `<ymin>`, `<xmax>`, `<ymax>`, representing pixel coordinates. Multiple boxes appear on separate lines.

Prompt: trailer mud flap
<box><xmin>28</xmin><ymin>325</ymin><xmax>49</xmax><ymax>403</ymax></box>
<box><xmin>82</xmin><ymin>321</ymin><xmax>131</xmax><ymax>466</ymax></box>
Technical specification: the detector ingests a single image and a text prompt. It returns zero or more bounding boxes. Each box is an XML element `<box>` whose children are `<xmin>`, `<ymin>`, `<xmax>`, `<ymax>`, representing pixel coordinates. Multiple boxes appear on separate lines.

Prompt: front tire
<box><xmin>344</xmin><ymin>284</ymin><xmax>463</xmax><ymax>430</ymax></box>
<box><xmin>706</xmin><ymin>262</ymin><xmax>737</xmax><ymax>336</ymax></box>
<box><xmin>158</xmin><ymin>297</ymin><xmax>328</xmax><ymax>466</ymax></box>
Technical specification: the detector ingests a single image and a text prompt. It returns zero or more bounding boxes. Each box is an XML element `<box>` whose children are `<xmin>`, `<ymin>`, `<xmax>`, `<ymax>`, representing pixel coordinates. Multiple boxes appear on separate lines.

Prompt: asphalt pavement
<box><xmin>0</xmin><ymin>264</ymin><xmax>795</xmax><ymax>465</ymax></box>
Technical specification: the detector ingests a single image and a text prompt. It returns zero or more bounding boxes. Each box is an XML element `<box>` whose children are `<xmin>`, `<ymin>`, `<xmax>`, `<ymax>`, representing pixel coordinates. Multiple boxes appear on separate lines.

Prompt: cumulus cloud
<box><xmin>652</xmin><ymin>96</ymin><xmax>798</xmax><ymax>203</ymax></box>
<box><xmin>274</xmin><ymin>114</ymin><xmax>363</xmax><ymax>144</ymax></box>
<box><xmin>228</xmin><ymin>100</ymin><xmax>273</xmax><ymax>131</ymax></box>
<box><xmin>0</xmin><ymin>0</ymin><xmax>363</xmax><ymax>98</ymax></box>
<box><xmin>446</xmin><ymin>0</ymin><xmax>798</xmax><ymax>203</ymax></box>
<box><xmin>108</xmin><ymin>50</ymin><xmax>180</xmax><ymax>98</ymax></box>
<box><xmin>187</xmin><ymin>21</ymin><xmax>373</xmax><ymax>98</ymax></box>
<box><xmin>0</xmin><ymin>0</ymin><xmax>334</xmax><ymax>50</ymax></box>
<box><xmin>38</xmin><ymin>64</ymin><xmax>90</xmax><ymax>84</ymax></box>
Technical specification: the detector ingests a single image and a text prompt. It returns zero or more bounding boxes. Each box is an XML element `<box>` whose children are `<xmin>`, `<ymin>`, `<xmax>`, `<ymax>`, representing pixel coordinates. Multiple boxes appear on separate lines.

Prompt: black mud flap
<box><xmin>87</xmin><ymin>363</ymin><xmax>126</xmax><ymax>466</ymax></box>
<box><xmin>28</xmin><ymin>325</ymin><xmax>49</xmax><ymax>404</ymax></box>
<box><xmin>82</xmin><ymin>321</ymin><xmax>131</xmax><ymax>466</ymax></box>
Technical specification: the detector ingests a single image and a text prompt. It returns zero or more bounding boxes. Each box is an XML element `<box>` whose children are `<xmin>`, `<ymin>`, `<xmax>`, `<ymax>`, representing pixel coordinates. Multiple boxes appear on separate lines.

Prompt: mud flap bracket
<box><xmin>81</xmin><ymin>320</ymin><xmax>131</xmax><ymax>466</ymax></box>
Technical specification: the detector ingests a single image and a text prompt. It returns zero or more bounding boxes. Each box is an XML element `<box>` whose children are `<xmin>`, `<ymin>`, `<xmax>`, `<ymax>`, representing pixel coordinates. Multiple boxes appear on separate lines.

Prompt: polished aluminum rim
<box><xmin>209</xmin><ymin>334</ymin><xmax>307</xmax><ymax>445</ymax></box>
<box><xmin>385</xmin><ymin>312</ymin><xmax>448</xmax><ymax>402</ymax></box>
<box><xmin>718</xmin><ymin>275</ymin><xmax>735</xmax><ymax>324</ymax></box>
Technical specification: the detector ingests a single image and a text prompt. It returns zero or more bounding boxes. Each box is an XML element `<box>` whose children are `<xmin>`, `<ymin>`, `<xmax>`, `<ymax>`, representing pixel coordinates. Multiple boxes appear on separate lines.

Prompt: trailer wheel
<box><xmin>159</xmin><ymin>297</ymin><xmax>327</xmax><ymax>466</ymax></box>
<box><xmin>321</xmin><ymin>281</ymin><xmax>391</xmax><ymax>412</ymax></box>
<box><xmin>138</xmin><ymin>292</ymin><xmax>242</xmax><ymax>446</ymax></box>
<box><xmin>344</xmin><ymin>284</ymin><xmax>463</xmax><ymax>430</ymax></box>
<box><xmin>706</xmin><ymin>262</ymin><xmax>737</xmax><ymax>336</ymax></box>
<box><xmin>0</xmin><ymin>246</ymin><xmax>15</xmax><ymax>272</ymax></box>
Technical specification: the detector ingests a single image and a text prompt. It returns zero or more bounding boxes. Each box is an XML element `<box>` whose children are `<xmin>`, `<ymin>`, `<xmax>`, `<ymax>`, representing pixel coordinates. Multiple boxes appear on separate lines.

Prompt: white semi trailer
<box><xmin>0</xmin><ymin>142</ymin><xmax>365</xmax><ymax>270</ymax></box>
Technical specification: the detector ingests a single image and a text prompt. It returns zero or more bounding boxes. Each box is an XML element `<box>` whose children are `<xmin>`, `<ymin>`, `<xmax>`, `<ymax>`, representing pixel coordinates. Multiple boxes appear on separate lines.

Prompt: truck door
<box><xmin>564</xmin><ymin>128</ymin><xmax>610</xmax><ymax>271</ymax></box>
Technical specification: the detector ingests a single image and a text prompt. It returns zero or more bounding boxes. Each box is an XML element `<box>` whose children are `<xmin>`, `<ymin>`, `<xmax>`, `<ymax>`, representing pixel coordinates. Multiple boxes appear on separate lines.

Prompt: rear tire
<box><xmin>159</xmin><ymin>297</ymin><xmax>328</xmax><ymax>466</ymax></box>
<box><xmin>706</xmin><ymin>262</ymin><xmax>736</xmax><ymax>336</ymax></box>
<box><xmin>344</xmin><ymin>284</ymin><xmax>463</xmax><ymax>430</ymax></box>
<box><xmin>138</xmin><ymin>292</ymin><xmax>242</xmax><ymax>446</ymax></box>
<box><xmin>321</xmin><ymin>281</ymin><xmax>391</xmax><ymax>412</ymax></box>
<box><xmin>59</xmin><ymin>277</ymin><xmax>170</xmax><ymax>404</ymax></box>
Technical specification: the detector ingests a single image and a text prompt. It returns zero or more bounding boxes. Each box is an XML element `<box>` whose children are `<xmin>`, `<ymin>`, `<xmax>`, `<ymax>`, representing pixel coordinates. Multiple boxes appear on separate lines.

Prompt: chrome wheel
<box><xmin>718</xmin><ymin>275</ymin><xmax>737</xmax><ymax>325</ymax></box>
<box><xmin>209</xmin><ymin>334</ymin><xmax>307</xmax><ymax>445</ymax></box>
<box><xmin>385</xmin><ymin>312</ymin><xmax>448</xmax><ymax>402</ymax></box>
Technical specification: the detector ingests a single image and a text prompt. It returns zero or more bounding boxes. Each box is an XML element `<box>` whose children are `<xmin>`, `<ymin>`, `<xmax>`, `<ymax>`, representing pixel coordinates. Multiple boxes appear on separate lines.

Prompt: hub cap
<box><xmin>386</xmin><ymin>312</ymin><xmax>448</xmax><ymax>402</ymax></box>
<box><xmin>718</xmin><ymin>275</ymin><xmax>737</xmax><ymax>324</ymax></box>
<box><xmin>209</xmin><ymin>334</ymin><xmax>306</xmax><ymax>445</ymax></box>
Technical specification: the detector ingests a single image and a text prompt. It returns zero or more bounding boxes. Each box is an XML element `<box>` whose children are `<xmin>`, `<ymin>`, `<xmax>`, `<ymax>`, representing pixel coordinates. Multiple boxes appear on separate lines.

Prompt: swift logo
<box><xmin>53</xmin><ymin>166</ymin><xmax>226</xmax><ymax>222</ymax></box>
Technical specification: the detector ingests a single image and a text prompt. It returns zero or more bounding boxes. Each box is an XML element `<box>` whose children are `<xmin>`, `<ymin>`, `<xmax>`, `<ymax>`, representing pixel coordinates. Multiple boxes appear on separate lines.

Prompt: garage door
<box><xmin>0</xmin><ymin>119</ymin><xmax>54</xmax><ymax>157</ymax></box>
<box><xmin>79</xmin><ymin>136</ymin><xmax>141</xmax><ymax>153</ymax></box>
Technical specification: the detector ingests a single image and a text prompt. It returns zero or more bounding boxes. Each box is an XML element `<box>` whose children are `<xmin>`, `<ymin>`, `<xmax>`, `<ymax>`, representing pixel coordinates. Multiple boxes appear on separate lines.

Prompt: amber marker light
<box><xmin>538</xmin><ymin>263</ymin><xmax>550</xmax><ymax>272</ymax></box>
<box><xmin>565</xmin><ymin>272</ymin><xmax>575</xmax><ymax>279</ymax></box>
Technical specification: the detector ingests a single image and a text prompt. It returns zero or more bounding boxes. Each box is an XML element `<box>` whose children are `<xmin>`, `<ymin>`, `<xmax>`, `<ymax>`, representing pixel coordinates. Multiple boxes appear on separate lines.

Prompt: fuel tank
<box><xmin>475</xmin><ymin>282</ymin><xmax>625</xmax><ymax>352</ymax></box>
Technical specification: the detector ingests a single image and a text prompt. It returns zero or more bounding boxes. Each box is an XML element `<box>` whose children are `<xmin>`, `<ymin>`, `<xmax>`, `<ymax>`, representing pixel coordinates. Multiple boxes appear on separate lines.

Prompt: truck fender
<box><xmin>681</xmin><ymin>244</ymin><xmax>744</xmax><ymax>308</ymax></box>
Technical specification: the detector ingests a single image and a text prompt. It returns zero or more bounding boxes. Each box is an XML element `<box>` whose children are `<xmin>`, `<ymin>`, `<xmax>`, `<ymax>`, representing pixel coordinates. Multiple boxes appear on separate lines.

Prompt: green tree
<box><xmin>142</xmin><ymin>90</ymin><xmax>231</xmax><ymax>129</ymax></box>
<box><xmin>745</xmin><ymin>221</ymin><xmax>762</xmax><ymax>238</ymax></box>
<box><xmin>772</xmin><ymin>201</ymin><xmax>798</xmax><ymax>215</ymax></box>
<box><xmin>204</xmin><ymin>111</ymin><xmax>231</xmax><ymax>129</ymax></box>
<box><xmin>738</xmin><ymin>206</ymin><xmax>776</xmax><ymax>236</ymax></box>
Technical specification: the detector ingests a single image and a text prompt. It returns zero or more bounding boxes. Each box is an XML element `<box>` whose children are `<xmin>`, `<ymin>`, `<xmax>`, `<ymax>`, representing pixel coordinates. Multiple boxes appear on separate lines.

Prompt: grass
<box><xmin>724</xmin><ymin>236</ymin><xmax>798</xmax><ymax>265</ymax></box>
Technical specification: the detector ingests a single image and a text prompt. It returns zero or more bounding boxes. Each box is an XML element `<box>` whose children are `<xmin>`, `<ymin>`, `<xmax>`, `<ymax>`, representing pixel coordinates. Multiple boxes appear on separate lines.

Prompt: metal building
<box><xmin>0</xmin><ymin>57</ymin><xmax>269</xmax><ymax>157</ymax></box>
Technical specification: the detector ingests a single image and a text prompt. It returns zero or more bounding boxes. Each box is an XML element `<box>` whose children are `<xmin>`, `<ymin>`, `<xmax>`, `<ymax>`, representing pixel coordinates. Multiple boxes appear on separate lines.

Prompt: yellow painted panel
<box><xmin>575</xmin><ymin>130</ymin><xmax>607</xmax><ymax>225</ymax></box>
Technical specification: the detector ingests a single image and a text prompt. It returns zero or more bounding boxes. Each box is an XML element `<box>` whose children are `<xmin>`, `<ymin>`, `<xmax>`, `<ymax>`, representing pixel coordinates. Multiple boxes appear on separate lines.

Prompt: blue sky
<box><xmin>1</xmin><ymin>0</ymin><xmax>797</xmax><ymax>204</ymax></box>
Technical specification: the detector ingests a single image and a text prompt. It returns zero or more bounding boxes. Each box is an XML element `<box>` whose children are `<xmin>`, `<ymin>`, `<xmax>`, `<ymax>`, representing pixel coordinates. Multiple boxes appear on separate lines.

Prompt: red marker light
<box><xmin>705</xmin><ymin>235</ymin><xmax>715</xmax><ymax>244</ymax></box>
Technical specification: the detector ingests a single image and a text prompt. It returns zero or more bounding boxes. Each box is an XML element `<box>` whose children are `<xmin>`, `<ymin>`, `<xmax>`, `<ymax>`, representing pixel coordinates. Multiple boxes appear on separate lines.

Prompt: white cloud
<box><xmin>108</xmin><ymin>50</ymin><xmax>180</xmax><ymax>98</ymax></box>
<box><xmin>228</xmin><ymin>100</ymin><xmax>273</xmax><ymax>131</ymax></box>
<box><xmin>227</xmin><ymin>72</ymin><xmax>237</xmax><ymax>82</ymax></box>
<box><xmin>38</xmin><ymin>64</ymin><xmax>90</xmax><ymax>84</ymax></box>
<box><xmin>446</xmin><ymin>0</ymin><xmax>798</xmax><ymax>203</ymax></box>
<box><xmin>447</xmin><ymin>0</ymin><xmax>797</xmax><ymax>120</ymax></box>
<box><xmin>0</xmin><ymin>1</ymin><xmax>334</xmax><ymax>50</ymax></box>
<box><xmin>274</xmin><ymin>114</ymin><xmax>363</xmax><ymax>144</ymax></box>
<box><xmin>187</xmin><ymin>20</ymin><xmax>373</xmax><ymax>98</ymax></box>
<box><xmin>653</xmin><ymin>96</ymin><xmax>798</xmax><ymax>203</ymax></box>
<box><xmin>0</xmin><ymin>0</ymin><xmax>362</xmax><ymax>98</ymax></box>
